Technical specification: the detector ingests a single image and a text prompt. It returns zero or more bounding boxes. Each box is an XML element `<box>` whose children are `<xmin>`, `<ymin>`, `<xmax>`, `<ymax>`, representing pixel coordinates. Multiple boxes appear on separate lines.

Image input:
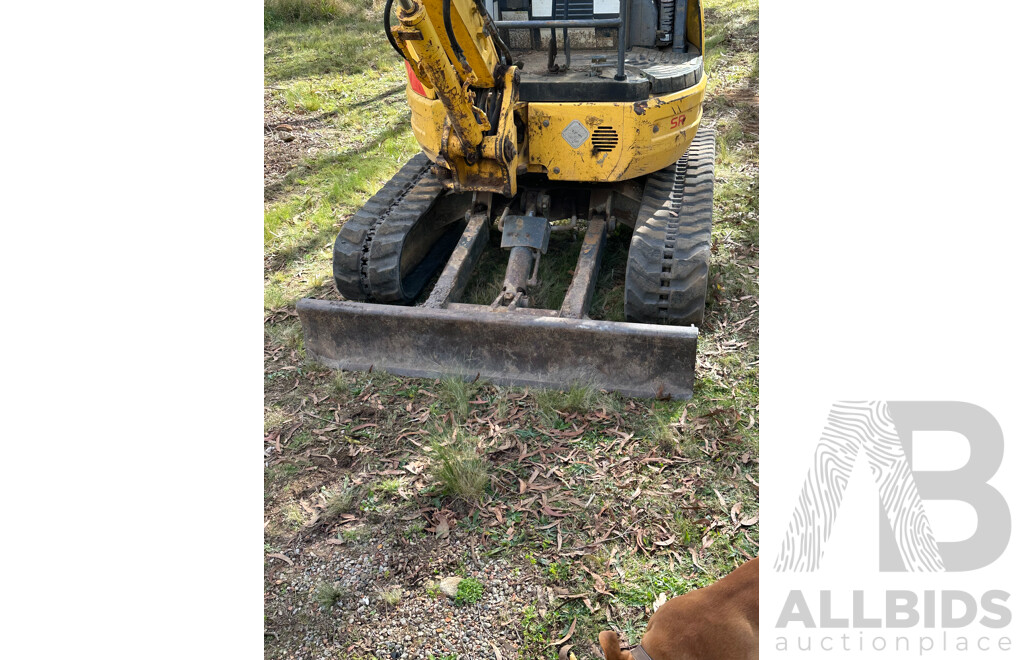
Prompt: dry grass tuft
<box><xmin>429</xmin><ymin>431</ymin><xmax>488</xmax><ymax>501</ymax></box>
<box><xmin>322</xmin><ymin>478</ymin><xmax>361</xmax><ymax>520</ymax></box>
<box><xmin>436</xmin><ymin>375</ymin><xmax>480</xmax><ymax>420</ymax></box>
<box><xmin>314</xmin><ymin>582</ymin><xmax>347</xmax><ymax>608</ymax></box>
<box><xmin>533</xmin><ymin>382</ymin><xmax>618</xmax><ymax>419</ymax></box>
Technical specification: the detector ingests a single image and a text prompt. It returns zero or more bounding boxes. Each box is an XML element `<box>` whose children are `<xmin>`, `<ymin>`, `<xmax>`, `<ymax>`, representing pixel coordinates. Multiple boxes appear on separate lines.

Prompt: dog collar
<box><xmin>629</xmin><ymin>644</ymin><xmax>654</xmax><ymax>660</ymax></box>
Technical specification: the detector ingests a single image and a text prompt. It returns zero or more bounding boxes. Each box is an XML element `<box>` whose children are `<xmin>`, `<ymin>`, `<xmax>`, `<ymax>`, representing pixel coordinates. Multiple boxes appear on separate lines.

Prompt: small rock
<box><xmin>438</xmin><ymin>576</ymin><xmax>463</xmax><ymax>598</ymax></box>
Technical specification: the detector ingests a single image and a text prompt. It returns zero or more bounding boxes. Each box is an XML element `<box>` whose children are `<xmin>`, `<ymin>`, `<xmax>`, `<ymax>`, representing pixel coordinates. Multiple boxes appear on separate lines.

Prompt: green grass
<box><xmin>454</xmin><ymin>577</ymin><xmax>483</xmax><ymax>606</ymax></box>
<box><xmin>643</xmin><ymin>413</ymin><xmax>680</xmax><ymax>454</ymax></box>
<box><xmin>265</xmin><ymin>129</ymin><xmax>416</xmax><ymax>266</ymax></box>
<box><xmin>264</xmin><ymin>6</ymin><xmax>414</xmax><ymax>304</ymax></box>
<box><xmin>265</xmin><ymin>0</ymin><xmax>393</xmax><ymax>79</ymax></box>
<box><xmin>266</xmin><ymin>0</ymin><xmax>344</xmax><ymax>28</ymax></box>
<box><xmin>338</xmin><ymin>525</ymin><xmax>371</xmax><ymax>542</ymax></box>
<box><xmin>264</xmin><ymin>406</ymin><xmax>290</xmax><ymax>433</ymax></box>
<box><xmin>533</xmin><ymin>383</ymin><xmax>618</xmax><ymax>420</ymax></box>
<box><xmin>536</xmin><ymin>380</ymin><xmax>614</xmax><ymax>411</ymax></box>
<box><xmin>519</xmin><ymin>605</ymin><xmax>553</xmax><ymax>657</ymax></box>
<box><xmin>287</xmin><ymin>430</ymin><xmax>313</xmax><ymax>450</ymax></box>
<box><xmin>373</xmin><ymin>477</ymin><xmax>401</xmax><ymax>496</ymax></box>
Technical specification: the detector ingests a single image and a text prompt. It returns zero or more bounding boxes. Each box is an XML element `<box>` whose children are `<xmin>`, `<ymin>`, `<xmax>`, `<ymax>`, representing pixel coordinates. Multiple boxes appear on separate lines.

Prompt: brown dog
<box><xmin>599</xmin><ymin>557</ymin><xmax>758</xmax><ymax>660</ymax></box>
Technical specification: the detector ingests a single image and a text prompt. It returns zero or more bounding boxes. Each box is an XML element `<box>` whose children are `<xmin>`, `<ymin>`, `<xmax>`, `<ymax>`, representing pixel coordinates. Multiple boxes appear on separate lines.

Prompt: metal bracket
<box><xmin>500</xmin><ymin>214</ymin><xmax>550</xmax><ymax>253</ymax></box>
<box><xmin>395</xmin><ymin>28</ymin><xmax>423</xmax><ymax>41</ymax></box>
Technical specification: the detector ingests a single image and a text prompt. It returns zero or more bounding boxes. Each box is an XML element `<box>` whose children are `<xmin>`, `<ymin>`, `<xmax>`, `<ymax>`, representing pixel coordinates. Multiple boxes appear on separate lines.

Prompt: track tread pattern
<box><xmin>332</xmin><ymin>154</ymin><xmax>445</xmax><ymax>303</ymax></box>
<box><xmin>624</xmin><ymin>126</ymin><xmax>715</xmax><ymax>326</ymax></box>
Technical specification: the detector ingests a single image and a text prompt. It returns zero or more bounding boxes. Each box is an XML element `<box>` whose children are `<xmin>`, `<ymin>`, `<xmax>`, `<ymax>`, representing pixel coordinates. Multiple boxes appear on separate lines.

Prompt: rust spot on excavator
<box><xmin>633</xmin><ymin>101</ymin><xmax>648</xmax><ymax>115</ymax></box>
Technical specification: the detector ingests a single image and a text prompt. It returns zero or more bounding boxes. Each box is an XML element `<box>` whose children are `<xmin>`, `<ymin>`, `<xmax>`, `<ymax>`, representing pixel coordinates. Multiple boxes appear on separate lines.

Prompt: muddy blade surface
<box><xmin>297</xmin><ymin>299</ymin><xmax>698</xmax><ymax>399</ymax></box>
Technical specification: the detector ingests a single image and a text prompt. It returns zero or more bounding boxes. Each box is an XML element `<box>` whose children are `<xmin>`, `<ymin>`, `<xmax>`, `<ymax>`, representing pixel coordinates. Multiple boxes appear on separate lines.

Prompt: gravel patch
<box><xmin>264</xmin><ymin>525</ymin><xmax>548</xmax><ymax>659</ymax></box>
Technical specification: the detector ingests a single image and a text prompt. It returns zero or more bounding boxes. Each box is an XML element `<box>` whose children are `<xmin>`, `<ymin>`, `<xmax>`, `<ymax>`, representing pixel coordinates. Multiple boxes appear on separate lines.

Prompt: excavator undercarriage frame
<box><xmin>298</xmin><ymin>198</ymin><xmax>698</xmax><ymax>398</ymax></box>
<box><xmin>297</xmin><ymin>0</ymin><xmax>712</xmax><ymax>399</ymax></box>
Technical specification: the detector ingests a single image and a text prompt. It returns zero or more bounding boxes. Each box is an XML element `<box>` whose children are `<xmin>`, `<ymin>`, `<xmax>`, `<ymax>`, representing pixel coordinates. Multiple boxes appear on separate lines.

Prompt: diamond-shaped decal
<box><xmin>561</xmin><ymin>120</ymin><xmax>589</xmax><ymax>149</ymax></box>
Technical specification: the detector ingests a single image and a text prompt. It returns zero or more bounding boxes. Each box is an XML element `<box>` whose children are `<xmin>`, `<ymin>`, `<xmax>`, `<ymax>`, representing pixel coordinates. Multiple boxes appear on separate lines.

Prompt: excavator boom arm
<box><xmin>389</xmin><ymin>0</ymin><xmax>520</xmax><ymax>196</ymax></box>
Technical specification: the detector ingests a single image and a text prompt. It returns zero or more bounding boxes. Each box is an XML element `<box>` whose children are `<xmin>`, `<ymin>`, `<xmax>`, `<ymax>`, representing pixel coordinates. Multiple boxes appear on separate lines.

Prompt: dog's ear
<box><xmin>598</xmin><ymin>631</ymin><xmax>632</xmax><ymax>660</ymax></box>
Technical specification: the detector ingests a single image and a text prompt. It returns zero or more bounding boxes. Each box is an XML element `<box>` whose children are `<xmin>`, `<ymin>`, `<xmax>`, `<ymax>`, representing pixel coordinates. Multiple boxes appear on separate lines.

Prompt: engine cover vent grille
<box><xmin>591</xmin><ymin>126</ymin><xmax>619</xmax><ymax>152</ymax></box>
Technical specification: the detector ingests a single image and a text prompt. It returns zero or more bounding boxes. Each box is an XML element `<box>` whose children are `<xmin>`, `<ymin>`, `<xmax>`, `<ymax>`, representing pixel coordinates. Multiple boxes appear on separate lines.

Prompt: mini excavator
<box><xmin>297</xmin><ymin>0</ymin><xmax>713</xmax><ymax>398</ymax></box>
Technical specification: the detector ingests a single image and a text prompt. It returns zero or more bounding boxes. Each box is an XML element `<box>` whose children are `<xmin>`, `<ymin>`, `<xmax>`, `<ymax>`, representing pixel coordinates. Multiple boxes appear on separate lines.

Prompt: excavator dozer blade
<box><xmin>296</xmin><ymin>299</ymin><xmax>698</xmax><ymax>399</ymax></box>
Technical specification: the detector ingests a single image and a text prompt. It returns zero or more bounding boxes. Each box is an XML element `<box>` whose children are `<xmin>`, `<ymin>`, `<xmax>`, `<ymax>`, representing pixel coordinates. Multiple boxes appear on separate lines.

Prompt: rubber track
<box><xmin>624</xmin><ymin>126</ymin><xmax>715</xmax><ymax>326</ymax></box>
<box><xmin>332</xmin><ymin>154</ymin><xmax>446</xmax><ymax>303</ymax></box>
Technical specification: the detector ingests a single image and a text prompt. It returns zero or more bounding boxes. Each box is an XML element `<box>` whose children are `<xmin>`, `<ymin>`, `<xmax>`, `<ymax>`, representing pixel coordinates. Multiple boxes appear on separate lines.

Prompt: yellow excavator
<box><xmin>297</xmin><ymin>0</ymin><xmax>713</xmax><ymax>399</ymax></box>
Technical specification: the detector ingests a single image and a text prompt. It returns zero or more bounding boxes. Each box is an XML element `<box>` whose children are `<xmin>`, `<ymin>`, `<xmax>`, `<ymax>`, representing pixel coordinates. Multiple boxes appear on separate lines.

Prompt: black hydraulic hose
<box><xmin>487</xmin><ymin>89</ymin><xmax>501</xmax><ymax>134</ymax></box>
<box><xmin>474</xmin><ymin>88</ymin><xmax>498</xmax><ymax>136</ymax></box>
<box><xmin>474</xmin><ymin>0</ymin><xmax>514</xmax><ymax>66</ymax></box>
<box><xmin>383</xmin><ymin>0</ymin><xmax>404</xmax><ymax>59</ymax></box>
<box><xmin>386</xmin><ymin>0</ymin><xmax>514</xmax><ymax>82</ymax></box>
<box><xmin>443</xmin><ymin>0</ymin><xmax>473</xmax><ymax>73</ymax></box>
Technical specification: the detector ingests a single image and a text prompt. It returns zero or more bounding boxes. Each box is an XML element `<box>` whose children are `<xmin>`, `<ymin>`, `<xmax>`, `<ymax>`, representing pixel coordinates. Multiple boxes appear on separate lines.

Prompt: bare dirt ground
<box><xmin>264</xmin><ymin>92</ymin><xmax>336</xmax><ymax>200</ymax></box>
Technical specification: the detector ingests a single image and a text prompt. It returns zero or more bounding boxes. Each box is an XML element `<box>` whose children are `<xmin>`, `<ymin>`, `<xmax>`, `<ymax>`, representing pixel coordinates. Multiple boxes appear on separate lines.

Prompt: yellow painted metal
<box><xmin>407</xmin><ymin>86</ymin><xmax>446</xmax><ymax>161</ymax></box>
<box><xmin>405</xmin><ymin>68</ymin><xmax>521</xmax><ymax>196</ymax></box>
<box><xmin>390</xmin><ymin>0</ymin><xmax>520</xmax><ymax>195</ymax></box>
<box><xmin>688</xmin><ymin>0</ymin><xmax>705</xmax><ymax>52</ymax></box>
<box><xmin>526</xmin><ymin>76</ymin><xmax>705</xmax><ymax>181</ymax></box>
<box><xmin>406</xmin><ymin>73</ymin><xmax>705</xmax><ymax>184</ymax></box>
<box><xmin>397</xmin><ymin>0</ymin><xmax>707</xmax><ymax>189</ymax></box>
<box><xmin>420</xmin><ymin>0</ymin><xmax>499</xmax><ymax>88</ymax></box>
<box><xmin>393</xmin><ymin>0</ymin><xmax>499</xmax><ymax>88</ymax></box>
<box><xmin>449</xmin><ymin>67</ymin><xmax>521</xmax><ymax>197</ymax></box>
<box><xmin>394</xmin><ymin>2</ymin><xmax>484</xmax><ymax>158</ymax></box>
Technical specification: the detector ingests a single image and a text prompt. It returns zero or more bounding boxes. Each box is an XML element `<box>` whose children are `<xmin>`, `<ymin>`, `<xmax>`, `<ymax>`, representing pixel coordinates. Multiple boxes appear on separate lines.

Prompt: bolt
<box><xmin>653</xmin><ymin>125</ymin><xmax>659</xmax><ymax>133</ymax></box>
<box><xmin>553</xmin><ymin>167</ymin><xmax>560</xmax><ymax>174</ymax></box>
<box><xmin>542</xmin><ymin>119</ymin><xmax>549</xmax><ymax>127</ymax></box>
<box><xmin>503</xmin><ymin>137</ymin><xmax>516</xmax><ymax>162</ymax></box>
